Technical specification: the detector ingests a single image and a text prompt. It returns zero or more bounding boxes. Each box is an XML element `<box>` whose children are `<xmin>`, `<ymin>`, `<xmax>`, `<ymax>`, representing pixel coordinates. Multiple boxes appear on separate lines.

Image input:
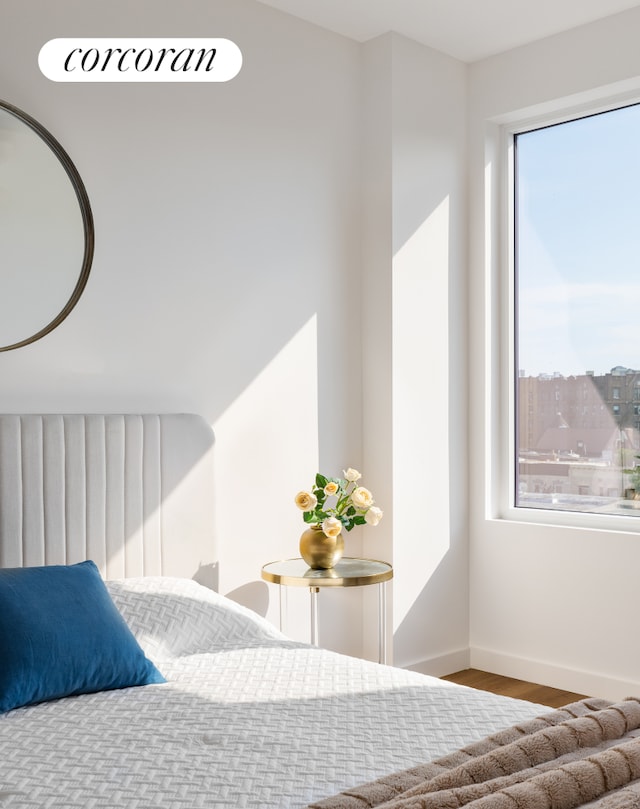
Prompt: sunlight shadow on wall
<box><xmin>392</xmin><ymin>197</ymin><xmax>451</xmax><ymax>633</ymax></box>
<box><xmin>212</xmin><ymin>315</ymin><xmax>321</xmax><ymax>640</ymax></box>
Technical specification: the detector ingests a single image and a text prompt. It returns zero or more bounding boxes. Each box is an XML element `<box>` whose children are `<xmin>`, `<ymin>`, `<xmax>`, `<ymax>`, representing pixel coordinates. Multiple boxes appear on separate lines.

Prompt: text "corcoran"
<box><xmin>39</xmin><ymin>38</ymin><xmax>242</xmax><ymax>82</ymax></box>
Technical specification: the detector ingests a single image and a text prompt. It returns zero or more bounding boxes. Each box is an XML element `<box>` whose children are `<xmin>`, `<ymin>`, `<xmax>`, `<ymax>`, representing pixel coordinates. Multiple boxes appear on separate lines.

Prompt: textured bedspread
<box><xmin>0</xmin><ymin>577</ymin><xmax>545</xmax><ymax>808</ymax></box>
<box><xmin>310</xmin><ymin>697</ymin><xmax>640</xmax><ymax>809</ymax></box>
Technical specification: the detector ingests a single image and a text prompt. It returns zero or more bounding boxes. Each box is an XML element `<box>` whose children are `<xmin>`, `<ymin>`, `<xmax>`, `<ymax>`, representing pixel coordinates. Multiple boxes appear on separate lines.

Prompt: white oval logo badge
<box><xmin>39</xmin><ymin>38</ymin><xmax>242</xmax><ymax>82</ymax></box>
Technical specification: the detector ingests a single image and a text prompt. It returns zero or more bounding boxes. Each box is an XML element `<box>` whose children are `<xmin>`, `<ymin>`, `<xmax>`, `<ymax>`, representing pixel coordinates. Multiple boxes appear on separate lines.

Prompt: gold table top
<box><xmin>261</xmin><ymin>557</ymin><xmax>393</xmax><ymax>588</ymax></box>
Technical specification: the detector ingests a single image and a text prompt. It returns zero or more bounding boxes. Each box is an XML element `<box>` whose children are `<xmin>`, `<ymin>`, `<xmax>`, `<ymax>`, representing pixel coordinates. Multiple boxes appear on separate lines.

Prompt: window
<box><xmin>514</xmin><ymin>102</ymin><xmax>640</xmax><ymax>516</ymax></box>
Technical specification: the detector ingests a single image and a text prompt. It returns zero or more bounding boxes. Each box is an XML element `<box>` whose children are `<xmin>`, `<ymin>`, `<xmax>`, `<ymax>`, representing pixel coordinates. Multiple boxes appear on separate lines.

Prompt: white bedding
<box><xmin>0</xmin><ymin>577</ymin><xmax>545</xmax><ymax>808</ymax></box>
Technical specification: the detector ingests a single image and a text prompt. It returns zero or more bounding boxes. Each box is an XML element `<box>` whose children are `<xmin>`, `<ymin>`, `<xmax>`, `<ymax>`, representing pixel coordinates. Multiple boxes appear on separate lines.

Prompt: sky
<box><xmin>516</xmin><ymin>102</ymin><xmax>640</xmax><ymax>378</ymax></box>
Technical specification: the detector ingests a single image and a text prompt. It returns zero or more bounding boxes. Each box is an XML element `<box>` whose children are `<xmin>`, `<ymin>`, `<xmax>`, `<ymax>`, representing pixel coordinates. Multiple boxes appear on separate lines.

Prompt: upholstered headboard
<box><xmin>0</xmin><ymin>414</ymin><xmax>217</xmax><ymax>588</ymax></box>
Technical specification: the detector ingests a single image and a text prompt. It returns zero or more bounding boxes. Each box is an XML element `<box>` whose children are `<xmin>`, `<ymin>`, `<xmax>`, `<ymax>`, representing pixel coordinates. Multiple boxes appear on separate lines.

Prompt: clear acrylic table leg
<box><xmin>309</xmin><ymin>582</ymin><xmax>387</xmax><ymax>662</ymax></box>
<box><xmin>378</xmin><ymin>581</ymin><xmax>387</xmax><ymax>664</ymax></box>
<box><xmin>279</xmin><ymin>585</ymin><xmax>284</xmax><ymax>633</ymax></box>
<box><xmin>310</xmin><ymin>586</ymin><xmax>319</xmax><ymax>645</ymax></box>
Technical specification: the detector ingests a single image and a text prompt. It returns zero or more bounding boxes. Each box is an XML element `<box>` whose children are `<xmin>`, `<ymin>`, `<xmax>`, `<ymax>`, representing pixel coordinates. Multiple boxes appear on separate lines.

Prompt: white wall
<box><xmin>360</xmin><ymin>33</ymin><xmax>469</xmax><ymax>670</ymax></box>
<box><xmin>360</xmin><ymin>33</ymin><xmax>395</xmax><ymax>661</ymax></box>
<box><xmin>468</xmin><ymin>6</ymin><xmax>640</xmax><ymax>700</ymax></box>
<box><xmin>0</xmin><ymin>0</ymin><xmax>364</xmax><ymax>653</ymax></box>
<box><xmin>1</xmin><ymin>0</ymin><xmax>474</xmax><ymax>665</ymax></box>
<box><xmin>390</xmin><ymin>36</ymin><xmax>469</xmax><ymax>672</ymax></box>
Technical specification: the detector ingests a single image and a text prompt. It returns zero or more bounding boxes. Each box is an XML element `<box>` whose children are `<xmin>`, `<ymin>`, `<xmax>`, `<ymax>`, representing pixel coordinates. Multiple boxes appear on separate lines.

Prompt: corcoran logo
<box><xmin>39</xmin><ymin>38</ymin><xmax>242</xmax><ymax>82</ymax></box>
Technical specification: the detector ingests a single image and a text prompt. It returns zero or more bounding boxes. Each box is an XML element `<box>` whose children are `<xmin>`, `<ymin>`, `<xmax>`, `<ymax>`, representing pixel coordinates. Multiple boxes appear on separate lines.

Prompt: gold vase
<box><xmin>299</xmin><ymin>524</ymin><xmax>344</xmax><ymax>570</ymax></box>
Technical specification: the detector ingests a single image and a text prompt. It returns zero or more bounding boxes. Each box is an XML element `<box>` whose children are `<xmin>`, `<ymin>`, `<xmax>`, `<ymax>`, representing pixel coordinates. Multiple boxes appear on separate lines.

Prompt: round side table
<box><xmin>261</xmin><ymin>557</ymin><xmax>393</xmax><ymax>663</ymax></box>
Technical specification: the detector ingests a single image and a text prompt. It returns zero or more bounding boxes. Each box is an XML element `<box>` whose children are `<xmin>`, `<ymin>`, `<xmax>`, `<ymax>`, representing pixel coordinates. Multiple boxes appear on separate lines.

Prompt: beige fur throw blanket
<box><xmin>308</xmin><ymin>697</ymin><xmax>640</xmax><ymax>809</ymax></box>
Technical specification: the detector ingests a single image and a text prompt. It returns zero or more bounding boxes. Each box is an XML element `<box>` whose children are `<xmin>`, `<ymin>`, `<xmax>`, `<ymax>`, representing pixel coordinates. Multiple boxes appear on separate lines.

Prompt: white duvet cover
<box><xmin>0</xmin><ymin>577</ymin><xmax>544</xmax><ymax>808</ymax></box>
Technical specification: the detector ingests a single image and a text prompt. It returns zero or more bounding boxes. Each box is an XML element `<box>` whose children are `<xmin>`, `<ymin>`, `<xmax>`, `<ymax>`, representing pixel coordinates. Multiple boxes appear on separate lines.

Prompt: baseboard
<box><xmin>401</xmin><ymin>646</ymin><xmax>640</xmax><ymax>702</ymax></box>
<box><xmin>470</xmin><ymin>647</ymin><xmax>640</xmax><ymax>702</ymax></box>
<box><xmin>403</xmin><ymin>647</ymin><xmax>470</xmax><ymax>678</ymax></box>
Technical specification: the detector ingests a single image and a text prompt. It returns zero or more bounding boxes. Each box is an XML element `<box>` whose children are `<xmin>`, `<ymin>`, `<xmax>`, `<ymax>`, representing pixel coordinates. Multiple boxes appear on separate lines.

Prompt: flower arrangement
<box><xmin>294</xmin><ymin>468</ymin><xmax>383</xmax><ymax>537</ymax></box>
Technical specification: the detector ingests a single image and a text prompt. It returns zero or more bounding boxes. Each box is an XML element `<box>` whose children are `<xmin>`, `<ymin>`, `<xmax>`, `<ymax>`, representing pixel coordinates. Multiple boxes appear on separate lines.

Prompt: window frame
<box><xmin>494</xmin><ymin>92</ymin><xmax>640</xmax><ymax>534</ymax></box>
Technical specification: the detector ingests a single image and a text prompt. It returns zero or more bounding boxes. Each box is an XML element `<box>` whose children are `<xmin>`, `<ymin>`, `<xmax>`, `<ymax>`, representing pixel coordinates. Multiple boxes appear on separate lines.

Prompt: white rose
<box><xmin>324</xmin><ymin>481</ymin><xmax>339</xmax><ymax>496</ymax></box>
<box><xmin>351</xmin><ymin>486</ymin><xmax>373</xmax><ymax>510</ymax></box>
<box><xmin>364</xmin><ymin>506</ymin><xmax>383</xmax><ymax>526</ymax></box>
<box><xmin>294</xmin><ymin>491</ymin><xmax>318</xmax><ymax>512</ymax></box>
<box><xmin>322</xmin><ymin>517</ymin><xmax>342</xmax><ymax>537</ymax></box>
<box><xmin>343</xmin><ymin>468</ymin><xmax>361</xmax><ymax>482</ymax></box>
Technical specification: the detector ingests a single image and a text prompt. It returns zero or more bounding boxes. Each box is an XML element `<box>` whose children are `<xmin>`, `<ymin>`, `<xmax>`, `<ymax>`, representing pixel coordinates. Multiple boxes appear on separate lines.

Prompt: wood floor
<box><xmin>441</xmin><ymin>669</ymin><xmax>590</xmax><ymax>708</ymax></box>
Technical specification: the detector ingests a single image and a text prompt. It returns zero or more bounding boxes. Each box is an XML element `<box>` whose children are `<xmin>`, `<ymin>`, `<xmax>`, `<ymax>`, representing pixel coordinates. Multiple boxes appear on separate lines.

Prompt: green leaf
<box><xmin>353</xmin><ymin>515</ymin><xmax>366</xmax><ymax>525</ymax></box>
<box><xmin>303</xmin><ymin>511</ymin><xmax>316</xmax><ymax>523</ymax></box>
<box><xmin>315</xmin><ymin>473</ymin><xmax>328</xmax><ymax>488</ymax></box>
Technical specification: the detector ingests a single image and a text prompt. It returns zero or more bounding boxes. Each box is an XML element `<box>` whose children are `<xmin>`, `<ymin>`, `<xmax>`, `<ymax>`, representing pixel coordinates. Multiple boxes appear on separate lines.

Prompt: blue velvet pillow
<box><xmin>0</xmin><ymin>560</ymin><xmax>165</xmax><ymax>713</ymax></box>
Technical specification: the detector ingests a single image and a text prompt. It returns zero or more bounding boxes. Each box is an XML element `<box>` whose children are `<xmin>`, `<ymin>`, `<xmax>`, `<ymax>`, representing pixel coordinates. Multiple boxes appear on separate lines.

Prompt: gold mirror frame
<box><xmin>0</xmin><ymin>100</ymin><xmax>94</xmax><ymax>352</ymax></box>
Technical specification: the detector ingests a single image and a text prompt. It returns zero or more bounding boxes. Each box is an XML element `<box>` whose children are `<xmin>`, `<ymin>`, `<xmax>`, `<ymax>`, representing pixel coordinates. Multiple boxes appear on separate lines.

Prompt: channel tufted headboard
<box><xmin>0</xmin><ymin>414</ymin><xmax>217</xmax><ymax>588</ymax></box>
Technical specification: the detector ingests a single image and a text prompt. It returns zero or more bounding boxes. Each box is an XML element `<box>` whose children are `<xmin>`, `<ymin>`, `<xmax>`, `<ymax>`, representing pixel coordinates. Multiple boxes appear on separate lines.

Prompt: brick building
<box><xmin>518</xmin><ymin>366</ymin><xmax>640</xmax><ymax>454</ymax></box>
<box><xmin>517</xmin><ymin>366</ymin><xmax>640</xmax><ymax>502</ymax></box>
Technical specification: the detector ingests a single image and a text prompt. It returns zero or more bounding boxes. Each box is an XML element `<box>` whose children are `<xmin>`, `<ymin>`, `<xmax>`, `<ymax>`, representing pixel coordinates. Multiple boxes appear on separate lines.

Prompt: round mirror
<box><xmin>0</xmin><ymin>100</ymin><xmax>94</xmax><ymax>351</ymax></box>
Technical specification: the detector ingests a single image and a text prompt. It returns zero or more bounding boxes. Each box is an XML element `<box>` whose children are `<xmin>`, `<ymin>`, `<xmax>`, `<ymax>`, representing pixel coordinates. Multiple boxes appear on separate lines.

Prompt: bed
<box><xmin>1</xmin><ymin>414</ymin><xmax>634</xmax><ymax>809</ymax></box>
